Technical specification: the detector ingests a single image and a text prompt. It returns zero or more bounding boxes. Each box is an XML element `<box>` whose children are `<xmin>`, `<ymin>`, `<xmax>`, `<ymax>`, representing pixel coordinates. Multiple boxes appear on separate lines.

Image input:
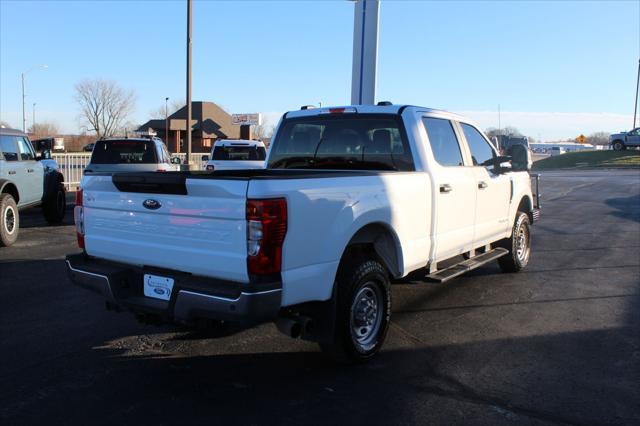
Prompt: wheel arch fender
<box><xmin>0</xmin><ymin>179</ymin><xmax>19</xmax><ymax>204</ymax></box>
<box><xmin>338</xmin><ymin>220</ymin><xmax>404</xmax><ymax>279</ymax></box>
<box><xmin>42</xmin><ymin>170</ymin><xmax>64</xmax><ymax>201</ymax></box>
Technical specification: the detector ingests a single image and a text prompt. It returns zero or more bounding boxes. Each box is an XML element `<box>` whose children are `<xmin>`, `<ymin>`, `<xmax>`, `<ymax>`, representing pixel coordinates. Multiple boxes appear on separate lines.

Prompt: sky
<box><xmin>1</xmin><ymin>0</ymin><xmax>639</xmax><ymax>141</ymax></box>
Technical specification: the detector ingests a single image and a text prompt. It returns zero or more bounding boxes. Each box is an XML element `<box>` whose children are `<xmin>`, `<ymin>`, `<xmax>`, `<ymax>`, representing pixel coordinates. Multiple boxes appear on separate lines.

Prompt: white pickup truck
<box><xmin>67</xmin><ymin>104</ymin><xmax>540</xmax><ymax>362</ymax></box>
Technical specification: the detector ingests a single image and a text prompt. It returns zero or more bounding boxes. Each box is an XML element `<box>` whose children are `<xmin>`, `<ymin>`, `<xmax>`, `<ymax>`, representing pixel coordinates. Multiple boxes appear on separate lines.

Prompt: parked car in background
<box><xmin>83</xmin><ymin>143</ymin><xmax>95</xmax><ymax>152</ymax></box>
<box><xmin>83</xmin><ymin>136</ymin><xmax>180</xmax><ymax>174</ymax></box>
<box><xmin>203</xmin><ymin>139</ymin><xmax>267</xmax><ymax>171</ymax></box>
<box><xmin>32</xmin><ymin>136</ymin><xmax>65</xmax><ymax>153</ymax></box>
<box><xmin>0</xmin><ymin>127</ymin><xmax>66</xmax><ymax>246</ymax></box>
<box><xmin>610</xmin><ymin>128</ymin><xmax>640</xmax><ymax>151</ymax></box>
<box><xmin>67</xmin><ymin>104</ymin><xmax>540</xmax><ymax>362</ymax></box>
<box><xmin>550</xmin><ymin>146</ymin><xmax>565</xmax><ymax>156</ymax></box>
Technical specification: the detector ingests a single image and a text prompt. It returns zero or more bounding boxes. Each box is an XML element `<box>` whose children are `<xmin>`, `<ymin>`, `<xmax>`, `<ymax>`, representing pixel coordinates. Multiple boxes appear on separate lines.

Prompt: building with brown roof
<box><xmin>137</xmin><ymin>101</ymin><xmax>240</xmax><ymax>153</ymax></box>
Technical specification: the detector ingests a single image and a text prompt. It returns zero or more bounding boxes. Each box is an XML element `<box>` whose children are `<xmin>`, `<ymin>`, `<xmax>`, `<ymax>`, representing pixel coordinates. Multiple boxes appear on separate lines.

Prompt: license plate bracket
<box><xmin>143</xmin><ymin>274</ymin><xmax>175</xmax><ymax>301</ymax></box>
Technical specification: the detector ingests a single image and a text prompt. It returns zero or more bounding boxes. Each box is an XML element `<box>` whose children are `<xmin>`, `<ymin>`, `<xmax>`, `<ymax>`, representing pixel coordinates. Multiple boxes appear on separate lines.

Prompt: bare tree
<box><xmin>0</xmin><ymin>120</ymin><xmax>13</xmax><ymax>128</ymax></box>
<box><xmin>148</xmin><ymin>99</ymin><xmax>185</xmax><ymax>119</ymax></box>
<box><xmin>75</xmin><ymin>79</ymin><xmax>136</xmax><ymax>138</ymax></box>
<box><xmin>587</xmin><ymin>131</ymin><xmax>610</xmax><ymax>146</ymax></box>
<box><xmin>28</xmin><ymin>121</ymin><xmax>60</xmax><ymax>138</ymax></box>
<box><xmin>252</xmin><ymin>123</ymin><xmax>274</xmax><ymax>140</ymax></box>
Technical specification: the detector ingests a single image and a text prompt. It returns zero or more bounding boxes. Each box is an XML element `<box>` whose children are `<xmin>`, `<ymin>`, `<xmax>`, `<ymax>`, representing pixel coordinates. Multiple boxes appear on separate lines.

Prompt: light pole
<box><xmin>21</xmin><ymin>64</ymin><xmax>48</xmax><ymax>132</ymax></box>
<box><xmin>165</xmin><ymin>97</ymin><xmax>169</xmax><ymax>146</ymax></box>
<box><xmin>185</xmin><ymin>0</ymin><xmax>193</xmax><ymax>169</ymax></box>
<box><xmin>32</xmin><ymin>103</ymin><xmax>36</xmax><ymax>134</ymax></box>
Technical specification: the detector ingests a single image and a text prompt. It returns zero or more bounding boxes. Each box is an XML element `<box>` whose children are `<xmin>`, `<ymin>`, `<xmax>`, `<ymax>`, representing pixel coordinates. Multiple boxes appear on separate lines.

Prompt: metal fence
<box><xmin>52</xmin><ymin>153</ymin><xmax>208</xmax><ymax>190</ymax></box>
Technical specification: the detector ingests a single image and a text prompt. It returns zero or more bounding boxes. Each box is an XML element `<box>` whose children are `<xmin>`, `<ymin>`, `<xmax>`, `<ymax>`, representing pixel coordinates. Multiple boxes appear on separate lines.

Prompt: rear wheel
<box><xmin>0</xmin><ymin>193</ymin><xmax>19</xmax><ymax>247</ymax></box>
<box><xmin>320</xmin><ymin>257</ymin><xmax>391</xmax><ymax>363</ymax></box>
<box><xmin>612</xmin><ymin>141</ymin><xmax>625</xmax><ymax>151</ymax></box>
<box><xmin>43</xmin><ymin>183</ymin><xmax>66</xmax><ymax>224</ymax></box>
<box><xmin>497</xmin><ymin>211</ymin><xmax>531</xmax><ymax>273</ymax></box>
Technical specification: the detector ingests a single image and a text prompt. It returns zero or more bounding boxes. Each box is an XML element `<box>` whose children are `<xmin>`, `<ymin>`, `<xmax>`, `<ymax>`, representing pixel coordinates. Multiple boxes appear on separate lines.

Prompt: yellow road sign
<box><xmin>576</xmin><ymin>134</ymin><xmax>587</xmax><ymax>143</ymax></box>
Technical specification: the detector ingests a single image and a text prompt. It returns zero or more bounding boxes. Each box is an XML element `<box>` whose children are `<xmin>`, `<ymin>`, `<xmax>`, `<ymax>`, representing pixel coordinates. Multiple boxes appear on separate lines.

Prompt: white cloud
<box><xmin>458</xmin><ymin>110</ymin><xmax>634</xmax><ymax>141</ymax></box>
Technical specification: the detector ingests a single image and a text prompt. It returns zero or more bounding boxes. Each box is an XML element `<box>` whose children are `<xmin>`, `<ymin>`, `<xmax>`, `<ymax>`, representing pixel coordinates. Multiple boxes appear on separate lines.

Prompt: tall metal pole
<box><xmin>21</xmin><ymin>73</ymin><xmax>26</xmax><ymax>132</ymax></box>
<box><xmin>351</xmin><ymin>0</ymin><xmax>380</xmax><ymax>105</ymax></box>
<box><xmin>185</xmin><ymin>0</ymin><xmax>193</xmax><ymax>168</ymax></box>
<box><xmin>32</xmin><ymin>103</ymin><xmax>36</xmax><ymax>133</ymax></box>
<box><xmin>634</xmin><ymin>58</ymin><xmax>639</xmax><ymax>129</ymax></box>
<box><xmin>165</xmin><ymin>97</ymin><xmax>169</xmax><ymax>144</ymax></box>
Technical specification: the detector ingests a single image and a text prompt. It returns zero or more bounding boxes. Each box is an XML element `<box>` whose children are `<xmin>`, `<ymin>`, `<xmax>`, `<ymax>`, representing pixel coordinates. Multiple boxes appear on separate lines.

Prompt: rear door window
<box><xmin>0</xmin><ymin>135</ymin><xmax>19</xmax><ymax>161</ymax></box>
<box><xmin>422</xmin><ymin>118</ymin><xmax>464</xmax><ymax>167</ymax></box>
<box><xmin>213</xmin><ymin>145</ymin><xmax>266</xmax><ymax>161</ymax></box>
<box><xmin>90</xmin><ymin>140</ymin><xmax>158</xmax><ymax>164</ymax></box>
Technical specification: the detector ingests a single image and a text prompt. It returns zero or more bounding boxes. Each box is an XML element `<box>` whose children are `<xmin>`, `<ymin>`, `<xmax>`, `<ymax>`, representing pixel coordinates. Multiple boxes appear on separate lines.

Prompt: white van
<box><xmin>550</xmin><ymin>146</ymin><xmax>566</xmax><ymax>156</ymax></box>
<box><xmin>204</xmin><ymin>139</ymin><xmax>267</xmax><ymax>171</ymax></box>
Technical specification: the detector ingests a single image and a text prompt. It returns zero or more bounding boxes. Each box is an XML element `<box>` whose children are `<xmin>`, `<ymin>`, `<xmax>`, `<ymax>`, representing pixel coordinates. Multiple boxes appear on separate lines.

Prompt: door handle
<box><xmin>8</xmin><ymin>171</ymin><xmax>16</xmax><ymax>175</ymax></box>
<box><xmin>478</xmin><ymin>181</ymin><xmax>488</xmax><ymax>189</ymax></box>
<box><xmin>440</xmin><ymin>184</ymin><xmax>453</xmax><ymax>194</ymax></box>
<box><xmin>27</xmin><ymin>169</ymin><xmax>34</xmax><ymax>173</ymax></box>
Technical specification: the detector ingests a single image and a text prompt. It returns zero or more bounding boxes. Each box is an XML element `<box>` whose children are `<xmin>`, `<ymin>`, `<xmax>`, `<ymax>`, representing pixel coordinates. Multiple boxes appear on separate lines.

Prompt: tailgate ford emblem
<box><xmin>143</xmin><ymin>199</ymin><xmax>161</xmax><ymax>210</ymax></box>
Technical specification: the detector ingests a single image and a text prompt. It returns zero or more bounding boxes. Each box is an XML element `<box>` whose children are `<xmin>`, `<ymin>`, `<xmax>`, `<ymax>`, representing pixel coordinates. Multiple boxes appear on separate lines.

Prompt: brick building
<box><xmin>137</xmin><ymin>101</ymin><xmax>240</xmax><ymax>153</ymax></box>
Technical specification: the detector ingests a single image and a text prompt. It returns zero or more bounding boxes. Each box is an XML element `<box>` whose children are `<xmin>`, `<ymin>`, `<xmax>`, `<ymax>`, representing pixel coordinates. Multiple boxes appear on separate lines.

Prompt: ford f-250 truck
<box><xmin>66</xmin><ymin>104</ymin><xmax>541</xmax><ymax>362</ymax></box>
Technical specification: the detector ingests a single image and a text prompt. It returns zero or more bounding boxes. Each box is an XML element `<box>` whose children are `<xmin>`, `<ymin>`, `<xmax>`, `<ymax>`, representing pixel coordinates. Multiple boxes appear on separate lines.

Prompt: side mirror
<box><xmin>508</xmin><ymin>145</ymin><xmax>532</xmax><ymax>171</ymax></box>
<box><xmin>170</xmin><ymin>157</ymin><xmax>181</xmax><ymax>164</ymax></box>
<box><xmin>201</xmin><ymin>155</ymin><xmax>210</xmax><ymax>162</ymax></box>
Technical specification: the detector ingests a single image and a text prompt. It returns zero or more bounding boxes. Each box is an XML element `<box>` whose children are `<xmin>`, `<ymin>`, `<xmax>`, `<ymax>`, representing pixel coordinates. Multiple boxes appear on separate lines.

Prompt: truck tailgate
<box><xmin>81</xmin><ymin>173</ymin><xmax>249</xmax><ymax>283</ymax></box>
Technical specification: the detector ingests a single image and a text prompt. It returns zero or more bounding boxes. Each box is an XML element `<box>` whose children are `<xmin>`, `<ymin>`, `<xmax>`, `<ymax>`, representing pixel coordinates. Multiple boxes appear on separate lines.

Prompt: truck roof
<box><xmin>214</xmin><ymin>139</ymin><xmax>265</xmax><ymax>148</ymax></box>
<box><xmin>284</xmin><ymin>104</ymin><xmax>470</xmax><ymax>123</ymax></box>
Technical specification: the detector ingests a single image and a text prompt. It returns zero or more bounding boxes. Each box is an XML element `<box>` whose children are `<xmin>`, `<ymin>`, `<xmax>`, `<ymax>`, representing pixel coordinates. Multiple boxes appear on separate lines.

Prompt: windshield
<box><xmin>268</xmin><ymin>114</ymin><xmax>414</xmax><ymax>171</ymax></box>
<box><xmin>90</xmin><ymin>140</ymin><xmax>157</xmax><ymax>164</ymax></box>
<box><xmin>212</xmin><ymin>145</ymin><xmax>266</xmax><ymax>161</ymax></box>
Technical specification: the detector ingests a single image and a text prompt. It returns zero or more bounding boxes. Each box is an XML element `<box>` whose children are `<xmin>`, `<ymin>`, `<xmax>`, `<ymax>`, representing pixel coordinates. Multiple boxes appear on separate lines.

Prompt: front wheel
<box><xmin>612</xmin><ymin>141</ymin><xmax>625</xmax><ymax>151</ymax></box>
<box><xmin>320</xmin><ymin>258</ymin><xmax>391</xmax><ymax>363</ymax></box>
<box><xmin>0</xmin><ymin>193</ymin><xmax>19</xmax><ymax>247</ymax></box>
<box><xmin>43</xmin><ymin>183</ymin><xmax>66</xmax><ymax>224</ymax></box>
<box><xmin>497</xmin><ymin>211</ymin><xmax>531</xmax><ymax>273</ymax></box>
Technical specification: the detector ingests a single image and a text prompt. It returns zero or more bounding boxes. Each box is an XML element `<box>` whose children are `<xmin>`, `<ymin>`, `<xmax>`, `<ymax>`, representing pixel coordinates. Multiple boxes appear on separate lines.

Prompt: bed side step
<box><xmin>426</xmin><ymin>248</ymin><xmax>508</xmax><ymax>283</ymax></box>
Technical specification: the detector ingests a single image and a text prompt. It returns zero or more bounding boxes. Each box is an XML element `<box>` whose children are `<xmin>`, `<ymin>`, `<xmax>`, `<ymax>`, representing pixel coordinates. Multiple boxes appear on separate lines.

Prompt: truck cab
<box><xmin>66</xmin><ymin>104</ymin><xmax>540</xmax><ymax>362</ymax></box>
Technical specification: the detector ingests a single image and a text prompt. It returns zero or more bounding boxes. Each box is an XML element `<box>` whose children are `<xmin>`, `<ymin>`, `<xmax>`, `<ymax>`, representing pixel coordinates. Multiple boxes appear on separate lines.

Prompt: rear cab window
<box><xmin>90</xmin><ymin>140</ymin><xmax>158</xmax><ymax>164</ymax></box>
<box><xmin>213</xmin><ymin>145</ymin><xmax>266</xmax><ymax>161</ymax></box>
<box><xmin>268</xmin><ymin>114</ymin><xmax>414</xmax><ymax>171</ymax></box>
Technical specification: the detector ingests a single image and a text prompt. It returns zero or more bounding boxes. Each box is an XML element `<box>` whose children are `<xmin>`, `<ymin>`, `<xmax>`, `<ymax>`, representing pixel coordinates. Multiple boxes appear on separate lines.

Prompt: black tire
<box><xmin>0</xmin><ymin>193</ymin><xmax>19</xmax><ymax>247</ymax></box>
<box><xmin>497</xmin><ymin>211</ymin><xmax>531</xmax><ymax>273</ymax></box>
<box><xmin>320</xmin><ymin>257</ymin><xmax>391</xmax><ymax>363</ymax></box>
<box><xmin>43</xmin><ymin>183</ymin><xmax>66</xmax><ymax>224</ymax></box>
<box><xmin>612</xmin><ymin>141</ymin><xmax>625</xmax><ymax>151</ymax></box>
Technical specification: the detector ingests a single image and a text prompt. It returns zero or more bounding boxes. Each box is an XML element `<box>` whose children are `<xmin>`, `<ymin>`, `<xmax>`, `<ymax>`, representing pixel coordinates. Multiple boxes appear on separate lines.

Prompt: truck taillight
<box><xmin>246</xmin><ymin>198</ymin><xmax>287</xmax><ymax>275</ymax></box>
<box><xmin>74</xmin><ymin>189</ymin><xmax>85</xmax><ymax>249</ymax></box>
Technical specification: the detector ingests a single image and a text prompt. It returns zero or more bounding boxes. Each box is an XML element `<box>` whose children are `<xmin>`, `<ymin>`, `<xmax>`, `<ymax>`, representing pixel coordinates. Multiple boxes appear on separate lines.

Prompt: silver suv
<box><xmin>84</xmin><ymin>136</ymin><xmax>180</xmax><ymax>173</ymax></box>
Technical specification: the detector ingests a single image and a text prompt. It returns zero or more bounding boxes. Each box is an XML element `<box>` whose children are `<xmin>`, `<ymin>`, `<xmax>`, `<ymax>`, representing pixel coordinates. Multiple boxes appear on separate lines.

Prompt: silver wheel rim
<box><xmin>515</xmin><ymin>221</ymin><xmax>530</xmax><ymax>262</ymax></box>
<box><xmin>350</xmin><ymin>282</ymin><xmax>383</xmax><ymax>350</ymax></box>
<box><xmin>4</xmin><ymin>205</ymin><xmax>16</xmax><ymax>235</ymax></box>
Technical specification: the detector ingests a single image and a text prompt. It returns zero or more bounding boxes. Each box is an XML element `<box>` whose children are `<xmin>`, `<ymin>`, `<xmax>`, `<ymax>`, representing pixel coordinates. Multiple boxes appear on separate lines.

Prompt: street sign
<box><xmin>232</xmin><ymin>113</ymin><xmax>261</xmax><ymax>126</ymax></box>
<box><xmin>576</xmin><ymin>134</ymin><xmax>587</xmax><ymax>143</ymax></box>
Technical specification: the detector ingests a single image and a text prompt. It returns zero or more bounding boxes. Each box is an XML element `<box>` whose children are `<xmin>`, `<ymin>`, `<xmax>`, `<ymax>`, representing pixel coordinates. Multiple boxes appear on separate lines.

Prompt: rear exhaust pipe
<box><xmin>276</xmin><ymin>315</ymin><xmax>313</xmax><ymax>339</ymax></box>
<box><xmin>276</xmin><ymin>317</ymin><xmax>302</xmax><ymax>338</ymax></box>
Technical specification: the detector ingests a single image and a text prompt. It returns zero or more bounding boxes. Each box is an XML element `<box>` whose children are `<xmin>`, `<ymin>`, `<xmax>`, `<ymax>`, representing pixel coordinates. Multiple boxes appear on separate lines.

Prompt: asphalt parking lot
<box><xmin>1</xmin><ymin>169</ymin><xmax>639</xmax><ymax>425</ymax></box>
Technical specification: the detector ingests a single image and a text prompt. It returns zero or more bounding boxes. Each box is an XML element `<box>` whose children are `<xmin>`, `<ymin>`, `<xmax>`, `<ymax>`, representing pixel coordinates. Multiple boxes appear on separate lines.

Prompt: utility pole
<box><xmin>32</xmin><ymin>103</ymin><xmax>36</xmax><ymax>133</ymax></box>
<box><xmin>634</xmin><ymin>58</ymin><xmax>639</xmax><ymax>129</ymax></box>
<box><xmin>165</xmin><ymin>97</ymin><xmax>169</xmax><ymax>145</ymax></box>
<box><xmin>185</xmin><ymin>0</ymin><xmax>193</xmax><ymax>169</ymax></box>
<box><xmin>351</xmin><ymin>0</ymin><xmax>380</xmax><ymax>105</ymax></box>
<box><xmin>21</xmin><ymin>64</ymin><xmax>47</xmax><ymax>132</ymax></box>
